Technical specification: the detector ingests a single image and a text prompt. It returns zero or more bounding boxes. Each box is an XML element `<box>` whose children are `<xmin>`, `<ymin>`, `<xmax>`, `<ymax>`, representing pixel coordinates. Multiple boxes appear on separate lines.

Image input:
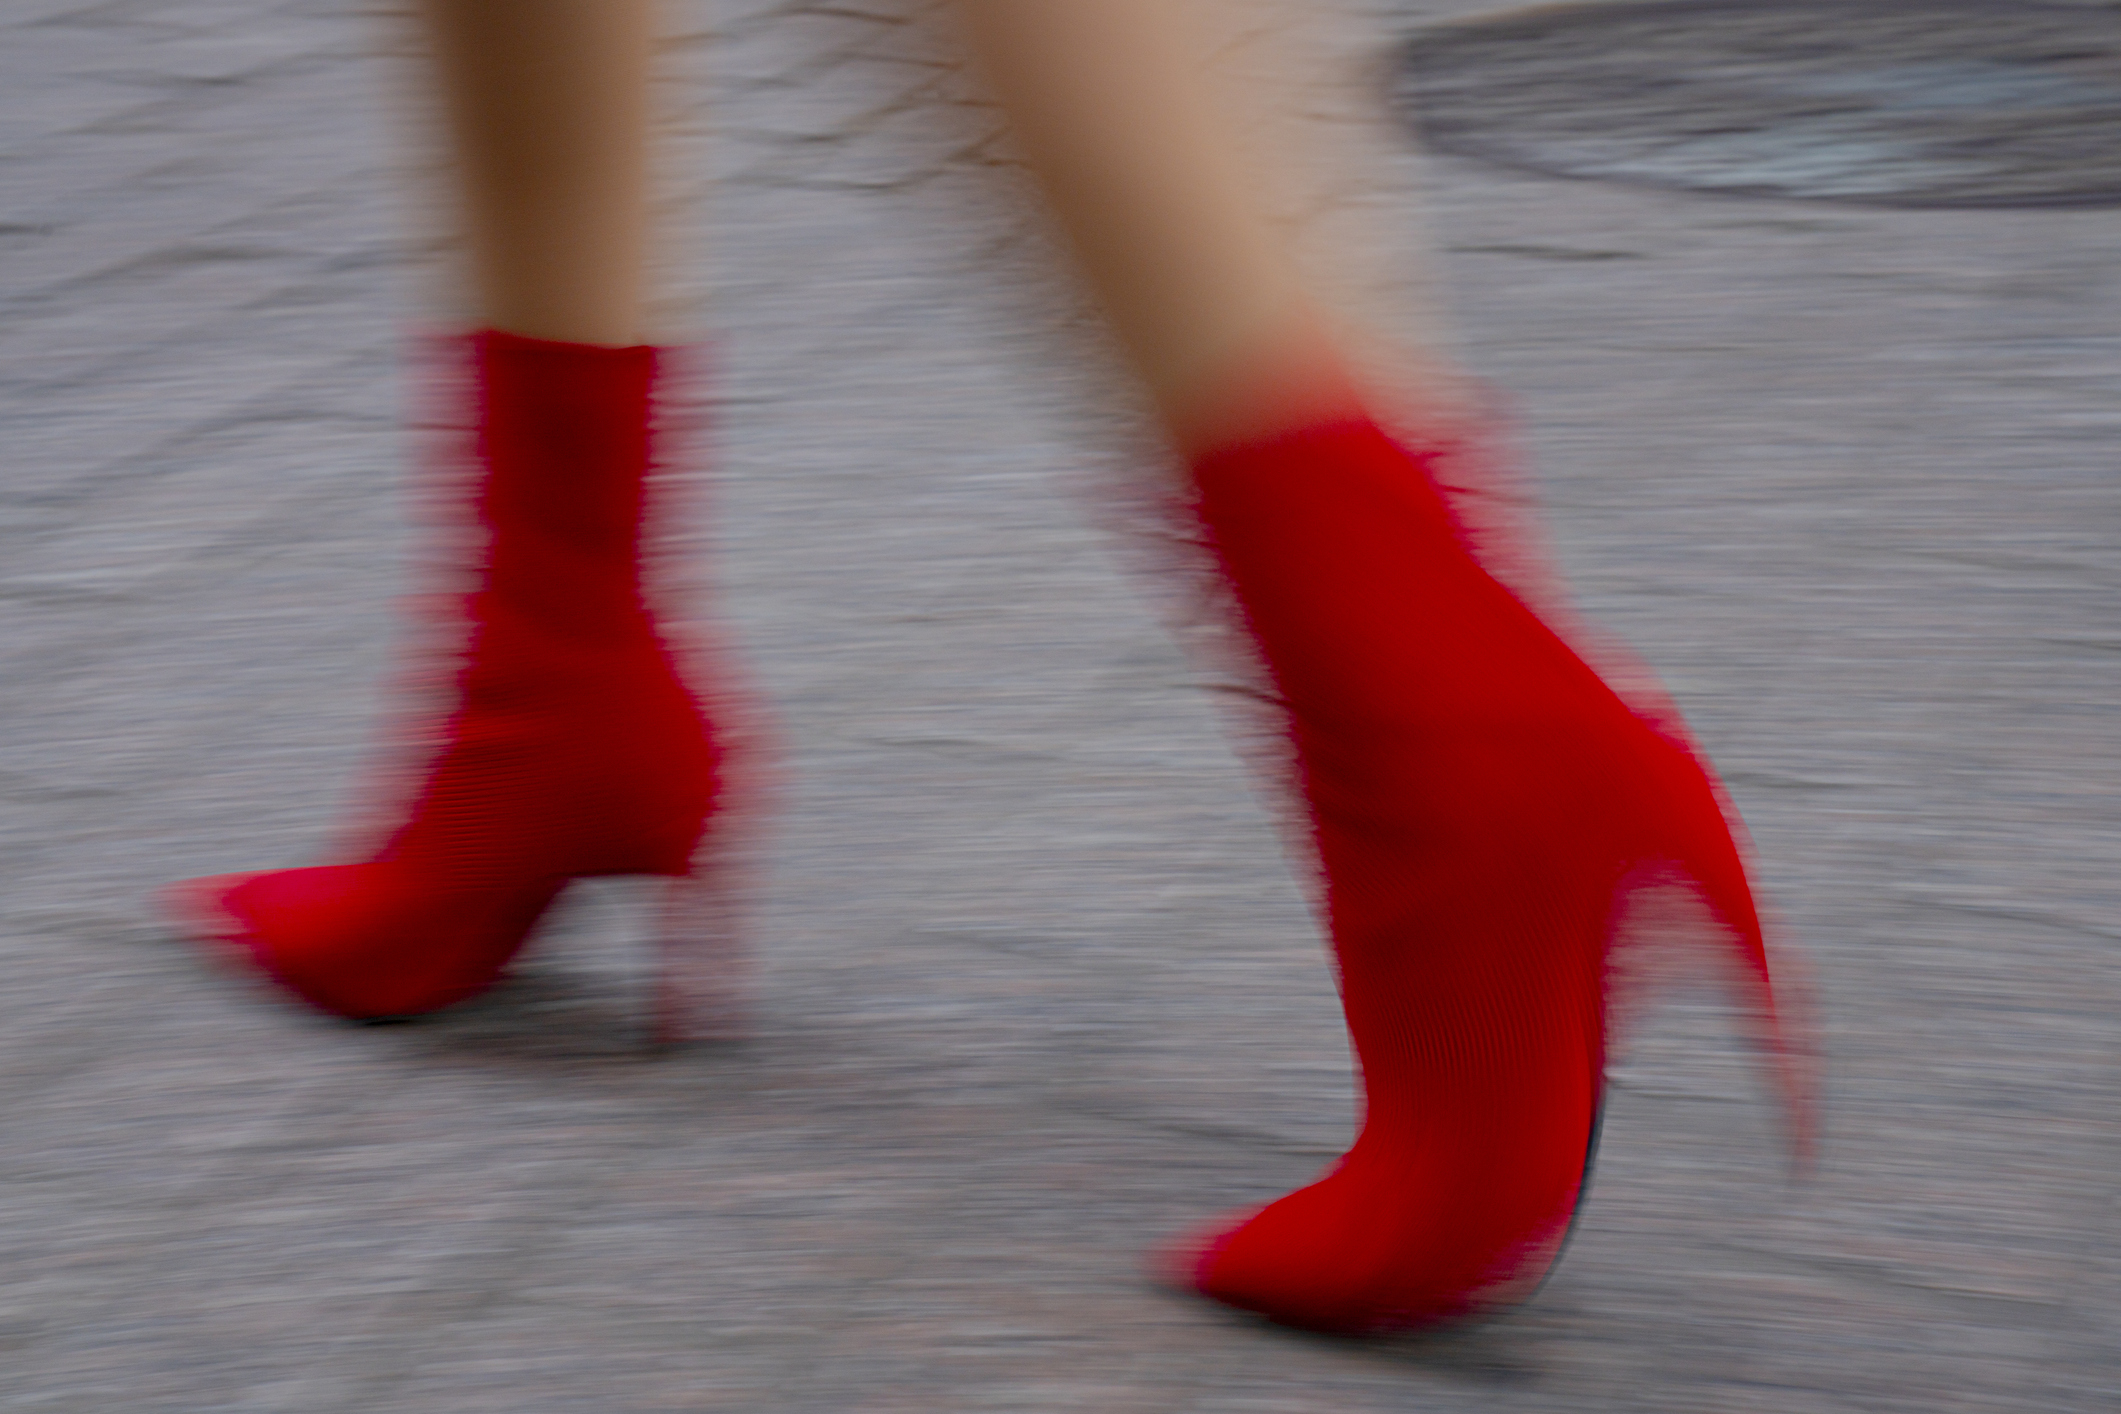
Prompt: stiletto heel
<box><xmin>652</xmin><ymin>719</ymin><xmax>766</xmax><ymax>1048</ymax></box>
<box><xmin>649</xmin><ymin>637</ymin><xmax>772</xmax><ymax>1049</ymax></box>
<box><xmin>650</xmin><ymin>865</ymin><xmax>748</xmax><ymax>1048</ymax></box>
<box><xmin>1655</xmin><ymin>749</ymin><xmax>1821</xmax><ymax>1167</ymax></box>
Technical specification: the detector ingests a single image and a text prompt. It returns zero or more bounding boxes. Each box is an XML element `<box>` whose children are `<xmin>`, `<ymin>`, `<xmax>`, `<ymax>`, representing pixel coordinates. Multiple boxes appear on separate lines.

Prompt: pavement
<box><xmin>1</xmin><ymin>1</ymin><xmax>2116</xmax><ymax>1410</ymax></box>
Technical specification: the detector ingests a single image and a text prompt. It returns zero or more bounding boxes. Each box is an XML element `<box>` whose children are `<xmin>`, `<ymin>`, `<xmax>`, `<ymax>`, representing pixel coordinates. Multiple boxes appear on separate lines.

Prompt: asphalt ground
<box><xmin>1</xmin><ymin>1</ymin><xmax>2115</xmax><ymax>1409</ymax></box>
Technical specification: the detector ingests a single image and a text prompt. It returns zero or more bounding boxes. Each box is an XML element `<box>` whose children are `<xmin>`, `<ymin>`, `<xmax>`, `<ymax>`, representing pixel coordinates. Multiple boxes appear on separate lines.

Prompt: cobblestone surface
<box><xmin>1</xmin><ymin>1</ymin><xmax>2116</xmax><ymax>1410</ymax></box>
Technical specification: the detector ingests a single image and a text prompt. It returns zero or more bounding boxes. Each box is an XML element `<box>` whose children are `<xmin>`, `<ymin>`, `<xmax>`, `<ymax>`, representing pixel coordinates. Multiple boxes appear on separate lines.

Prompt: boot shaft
<box><xmin>471</xmin><ymin>329</ymin><xmax>662</xmax><ymax>643</ymax></box>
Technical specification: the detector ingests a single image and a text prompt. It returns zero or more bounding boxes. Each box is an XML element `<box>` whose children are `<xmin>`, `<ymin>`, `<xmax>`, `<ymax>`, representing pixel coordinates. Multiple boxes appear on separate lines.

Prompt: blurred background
<box><xmin>0</xmin><ymin>0</ymin><xmax>2115</xmax><ymax>1409</ymax></box>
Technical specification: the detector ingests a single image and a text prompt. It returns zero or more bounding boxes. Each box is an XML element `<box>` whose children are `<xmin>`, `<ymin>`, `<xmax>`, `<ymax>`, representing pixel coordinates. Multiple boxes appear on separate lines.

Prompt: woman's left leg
<box><xmin>421</xmin><ymin>0</ymin><xmax>654</xmax><ymax>347</ymax></box>
<box><xmin>168</xmin><ymin>0</ymin><xmax>730</xmax><ymax>1036</ymax></box>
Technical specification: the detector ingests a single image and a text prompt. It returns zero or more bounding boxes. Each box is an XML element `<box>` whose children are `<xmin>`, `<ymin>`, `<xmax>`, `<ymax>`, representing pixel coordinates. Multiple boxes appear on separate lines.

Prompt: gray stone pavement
<box><xmin>1</xmin><ymin>0</ymin><xmax>2116</xmax><ymax>1409</ymax></box>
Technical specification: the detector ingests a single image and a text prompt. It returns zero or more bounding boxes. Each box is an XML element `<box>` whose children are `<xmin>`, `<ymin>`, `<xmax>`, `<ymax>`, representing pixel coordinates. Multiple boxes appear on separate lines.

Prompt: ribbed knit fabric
<box><xmin>167</xmin><ymin>331</ymin><xmax>718</xmax><ymax>1019</ymax></box>
<box><xmin>1166</xmin><ymin>417</ymin><xmax>1790</xmax><ymax>1332</ymax></box>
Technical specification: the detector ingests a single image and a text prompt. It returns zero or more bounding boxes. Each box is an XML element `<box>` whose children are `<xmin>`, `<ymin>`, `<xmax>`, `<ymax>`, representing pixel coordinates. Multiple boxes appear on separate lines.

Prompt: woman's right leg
<box><xmin>955</xmin><ymin>0</ymin><xmax>1375</xmax><ymax>458</ymax></box>
<box><xmin>167</xmin><ymin>1</ymin><xmax>728</xmax><ymax>1034</ymax></box>
<box><xmin>958</xmin><ymin>0</ymin><xmax>1810</xmax><ymax>1333</ymax></box>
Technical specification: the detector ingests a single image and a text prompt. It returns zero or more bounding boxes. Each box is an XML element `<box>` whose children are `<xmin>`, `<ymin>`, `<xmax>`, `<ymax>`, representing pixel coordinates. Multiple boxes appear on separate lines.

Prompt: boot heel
<box><xmin>642</xmin><ymin>640</ymin><xmax>774</xmax><ymax>1050</ymax></box>
<box><xmin>1654</xmin><ymin>748</ymin><xmax>1822</xmax><ymax>1170</ymax></box>
<box><xmin>648</xmin><ymin>850</ymin><xmax>749</xmax><ymax>1048</ymax></box>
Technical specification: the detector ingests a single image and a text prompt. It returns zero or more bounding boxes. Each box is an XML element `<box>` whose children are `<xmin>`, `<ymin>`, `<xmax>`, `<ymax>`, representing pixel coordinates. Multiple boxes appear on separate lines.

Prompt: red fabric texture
<box><xmin>1172</xmin><ymin>417</ymin><xmax>1786</xmax><ymax>1332</ymax></box>
<box><xmin>171</xmin><ymin>330</ymin><xmax>718</xmax><ymax>1018</ymax></box>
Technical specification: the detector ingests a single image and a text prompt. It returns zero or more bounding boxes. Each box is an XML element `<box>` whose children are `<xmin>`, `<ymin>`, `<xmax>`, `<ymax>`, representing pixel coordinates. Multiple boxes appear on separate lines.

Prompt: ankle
<box><xmin>1162</xmin><ymin>303</ymin><xmax>1476</xmax><ymax>463</ymax></box>
<box><xmin>1162</xmin><ymin>304</ymin><xmax>1366</xmax><ymax>460</ymax></box>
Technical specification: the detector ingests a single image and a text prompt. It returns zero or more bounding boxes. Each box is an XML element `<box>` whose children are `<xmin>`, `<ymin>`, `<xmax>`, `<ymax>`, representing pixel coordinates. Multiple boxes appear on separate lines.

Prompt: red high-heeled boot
<box><xmin>165</xmin><ymin>330</ymin><xmax>740</xmax><ymax>1041</ymax></box>
<box><xmin>1159</xmin><ymin>416</ymin><xmax>1813</xmax><ymax>1333</ymax></box>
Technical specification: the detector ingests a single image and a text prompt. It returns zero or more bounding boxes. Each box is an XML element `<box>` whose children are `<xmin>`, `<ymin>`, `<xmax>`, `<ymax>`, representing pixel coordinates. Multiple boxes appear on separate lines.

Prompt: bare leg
<box><xmin>166</xmin><ymin>0</ymin><xmax>728</xmax><ymax>1032</ymax></box>
<box><xmin>418</xmin><ymin>0</ymin><xmax>656</xmax><ymax>347</ymax></box>
<box><xmin>956</xmin><ymin>0</ymin><xmax>1425</xmax><ymax>455</ymax></box>
<box><xmin>955</xmin><ymin>0</ymin><xmax>1809</xmax><ymax>1338</ymax></box>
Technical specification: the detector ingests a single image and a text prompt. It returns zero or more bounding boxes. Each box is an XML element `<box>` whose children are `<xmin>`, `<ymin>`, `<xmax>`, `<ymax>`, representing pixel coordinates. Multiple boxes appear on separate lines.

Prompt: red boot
<box><xmin>166</xmin><ymin>331</ymin><xmax>735</xmax><ymax>1040</ymax></box>
<box><xmin>1161</xmin><ymin>416</ymin><xmax>1812</xmax><ymax>1332</ymax></box>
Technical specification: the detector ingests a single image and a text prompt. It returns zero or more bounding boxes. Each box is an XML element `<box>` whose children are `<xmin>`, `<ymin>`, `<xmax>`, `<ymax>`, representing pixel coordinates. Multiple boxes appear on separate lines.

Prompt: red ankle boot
<box><xmin>1160</xmin><ymin>416</ymin><xmax>1813</xmax><ymax>1332</ymax></box>
<box><xmin>166</xmin><ymin>331</ymin><xmax>738</xmax><ymax>1041</ymax></box>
